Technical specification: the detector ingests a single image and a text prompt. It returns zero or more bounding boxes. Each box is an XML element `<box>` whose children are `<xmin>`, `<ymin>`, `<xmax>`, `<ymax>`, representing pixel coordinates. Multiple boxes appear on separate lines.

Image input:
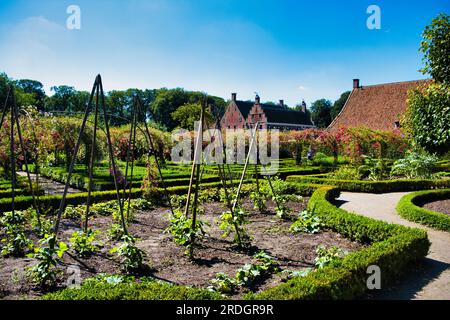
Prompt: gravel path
<box><xmin>17</xmin><ymin>172</ymin><xmax>82</xmax><ymax>195</ymax></box>
<box><xmin>335</xmin><ymin>192</ymin><xmax>450</xmax><ymax>300</ymax></box>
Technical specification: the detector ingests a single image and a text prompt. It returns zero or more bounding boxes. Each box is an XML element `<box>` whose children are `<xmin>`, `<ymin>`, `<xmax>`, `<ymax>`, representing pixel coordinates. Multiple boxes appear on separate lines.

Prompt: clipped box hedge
<box><xmin>247</xmin><ymin>186</ymin><xmax>430</xmax><ymax>300</ymax></box>
<box><xmin>397</xmin><ymin>189</ymin><xmax>450</xmax><ymax>232</ymax></box>
<box><xmin>286</xmin><ymin>175</ymin><xmax>450</xmax><ymax>193</ymax></box>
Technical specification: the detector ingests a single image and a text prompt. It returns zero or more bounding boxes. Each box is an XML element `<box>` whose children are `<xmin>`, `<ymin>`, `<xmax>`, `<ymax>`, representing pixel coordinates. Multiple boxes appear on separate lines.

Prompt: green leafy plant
<box><xmin>280</xmin><ymin>268</ymin><xmax>312</xmax><ymax>282</ymax></box>
<box><xmin>27</xmin><ymin>234</ymin><xmax>68</xmax><ymax>287</ymax></box>
<box><xmin>329</xmin><ymin>166</ymin><xmax>360</xmax><ymax>180</ymax></box>
<box><xmin>219</xmin><ymin>206</ymin><xmax>251</xmax><ymax>248</ymax></box>
<box><xmin>0</xmin><ymin>211</ymin><xmax>33</xmax><ymax>257</ymax></box>
<box><xmin>165</xmin><ymin>210</ymin><xmax>206</xmax><ymax>258</ymax></box>
<box><xmin>69</xmin><ymin>229</ymin><xmax>103</xmax><ymax>258</ymax></box>
<box><xmin>249</xmin><ymin>190</ymin><xmax>267</xmax><ymax>212</ymax></box>
<box><xmin>235</xmin><ymin>251</ymin><xmax>279</xmax><ymax>287</ymax></box>
<box><xmin>314</xmin><ymin>245</ymin><xmax>347</xmax><ymax>269</ymax></box>
<box><xmin>391</xmin><ymin>151</ymin><xmax>437</xmax><ymax>179</ymax></box>
<box><xmin>208</xmin><ymin>273</ymin><xmax>238</xmax><ymax>294</ymax></box>
<box><xmin>107</xmin><ymin>223</ymin><xmax>126</xmax><ymax>240</ymax></box>
<box><xmin>110</xmin><ymin>234</ymin><xmax>145</xmax><ymax>272</ymax></box>
<box><xmin>289</xmin><ymin>209</ymin><xmax>323</xmax><ymax>234</ymax></box>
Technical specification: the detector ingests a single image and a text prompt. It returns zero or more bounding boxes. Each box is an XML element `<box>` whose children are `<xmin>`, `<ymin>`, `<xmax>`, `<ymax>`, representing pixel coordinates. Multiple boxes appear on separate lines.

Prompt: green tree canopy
<box><xmin>310</xmin><ymin>99</ymin><xmax>332</xmax><ymax>128</ymax></box>
<box><xmin>171</xmin><ymin>103</ymin><xmax>214</xmax><ymax>130</ymax></box>
<box><xmin>331</xmin><ymin>91</ymin><xmax>350</xmax><ymax>120</ymax></box>
<box><xmin>420</xmin><ymin>13</ymin><xmax>450</xmax><ymax>83</ymax></box>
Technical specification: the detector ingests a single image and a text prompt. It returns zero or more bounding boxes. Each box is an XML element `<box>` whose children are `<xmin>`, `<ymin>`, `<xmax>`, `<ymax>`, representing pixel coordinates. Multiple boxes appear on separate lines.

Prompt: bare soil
<box><xmin>423</xmin><ymin>199</ymin><xmax>450</xmax><ymax>216</ymax></box>
<box><xmin>0</xmin><ymin>198</ymin><xmax>363</xmax><ymax>300</ymax></box>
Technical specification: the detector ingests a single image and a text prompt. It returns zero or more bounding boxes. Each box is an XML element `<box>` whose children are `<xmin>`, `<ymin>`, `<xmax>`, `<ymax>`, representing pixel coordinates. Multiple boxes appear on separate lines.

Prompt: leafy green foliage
<box><xmin>165</xmin><ymin>210</ymin><xmax>206</xmax><ymax>258</ymax></box>
<box><xmin>110</xmin><ymin>234</ymin><xmax>145</xmax><ymax>272</ymax></box>
<box><xmin>249</xmin><ymin>190</ymin><xmax>267</xmax><ymax>212</ymax></box>
<box><xmin>329</xmin><ymin>166</ymin><xmax>360</xmax><ymax>180</ymax></box>
<box><xmin>397</xmin><ymin>189</ymin><xmax>450</xmax><ymax>232</ymax></box>
<box><xmin>391</xmin><ymin>151</ymin><xmax>437</xmax><ymax>179</ymax></box>
<box><xmin>69</xmin><ymin>229</ymin><xmax>103</xmax><ymax>258</ymax></box>
<box><xmin>235</xmin><ymin>251</ymin><xmax>279</xmax><ymax>287</ymax></box>
<box><xmin>419</xmin><ymin>13</ymin><xmax>450</xmax><ymax>83</ymax></box>
<box><xmin>43</xmin><ymin>275</ymin><xmax>223</xmax><ymax>300</ymax></box>
<box><xmin>289</xmin><ymin>209</ymin><xmax>323</xmax><ymax>234</ymax></box>
<box><xmin>0</xmin><ymin>211</ymin><xmax>33</xmax><ymax>257</ymax></box>
<box><xmin>27</xmin><ymin>234</ymin><xmax>68</xmax><ymax>287</ymax></box>
<box><xmin>404</xmin><ymin>83</ymin><xmax>450</xmax><ymax>154</ymax></box>
<box><xmin>314</xmin><ymin>245</ymin><xmax>347</xmax><ymax>269</ymax></box>
<box><xmin>208</xmin><ymin>273</ymin><xmax>238</xmax><ymax>294</ymax></box>
<box><xmin>107</xmin><ymin>223</ymin><xmax>126</xmax><ymax>241</ymax></box>
<box><xmin>219</xmin><ymin>206</ymin><xmax>251</xmax><ymax>248</ymax></box>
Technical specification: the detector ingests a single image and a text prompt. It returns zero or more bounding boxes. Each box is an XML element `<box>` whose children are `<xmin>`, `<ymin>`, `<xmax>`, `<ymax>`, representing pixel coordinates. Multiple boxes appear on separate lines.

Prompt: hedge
<box><xmin>247</xmin><ymin>186</ymin><xmax>430</xmax><ymax>300</ymax></box>
<box><xmin>286</xmin><ymin>175</ymin><xmax>450</xmax><ymax>193</ymax></box>
<box><xmin>43</xmin><ymin>278</ymin><xmax>223</xmax><ymax>300</ymax></box>
<box><xmin>397</xmin><ymin>189</ymin><xmax>450</xmax><ymax>232</ymax></box>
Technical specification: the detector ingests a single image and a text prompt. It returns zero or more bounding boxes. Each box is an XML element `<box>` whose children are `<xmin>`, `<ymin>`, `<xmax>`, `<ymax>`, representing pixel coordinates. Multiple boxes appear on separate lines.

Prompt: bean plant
<box><xmin>69</xmin><ymin>229</ymin><xmax>103</xmax><ymax>258</ymax></box>
<box><xmin>219</xmin><ymin>206</ymin><xmax>252</xmax><ymax>249</ymax></box>
<box><xmin>290</xmin><ymin>209</ymin><xmax>323</xmax><ymax>234</ymax></box>
<box><xmin>0</xmin><ymin>211</ymin><xmax>33</xmax><ymax>257</ymax></box>
<box><xmin>110</xmin><ymin>234</ymin><xmax>145</xmax><ymax>272</ymax></box>
<box><xmin>165</xmin><ymin>209</ymin><xmax>207</xmax><ymax>258</ymax></box>
<box><xmin>27</xmin><ymin>234</ymin><xmax>68</xmax><ymax>287</ymax></box>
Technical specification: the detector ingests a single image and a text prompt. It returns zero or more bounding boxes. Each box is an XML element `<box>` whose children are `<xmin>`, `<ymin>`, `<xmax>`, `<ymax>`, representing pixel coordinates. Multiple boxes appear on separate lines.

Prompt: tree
<box><xmin>402</xmin><ymin>13</ymin><xmax>450</xmax><ymax>155</ymax></box>
<box><xmin>310</xmin><ymin>99</ymin><xmax>332</xmax><ymax>128</ymax></box>
<box><xmin>15</xmin><ymin>79</ymin><xmax>46</xmax><ymax>111</ymax></box>
<box><xmin>420</xmin><ymin>13</ymin><xmax>450</xmax><ymax>83</ymax></box>
<box><xmin>46</xmin><ymin>86</ymin><xmax>76</xmax><ymax>112</ymax></box>
<box><xmin>171</xmin><ymin>103</ymin><xmax>214</xmax><ymax>130</ymax></box>
<box><xmin>404</xmin><ymin>83</ymin><xmax>450</xmax><ymax>155</ymax></box>
<box><xmin>331</xmin><ymin>91</ymin><xmax>350</xmax><ymax>120</ymax></box>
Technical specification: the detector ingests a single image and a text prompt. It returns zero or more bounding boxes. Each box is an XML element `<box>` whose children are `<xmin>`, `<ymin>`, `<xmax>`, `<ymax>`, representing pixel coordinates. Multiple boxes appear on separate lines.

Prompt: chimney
<box><xmin>301</xmin><ymin>100</ymin><xmax>307</xmax><ymax>113</ymax></box>
<box><xmin>353</xmin><ymin>79</ymin><xmax>360</xmax><ymax>89</ymax></box>
<box><xmin>279</xmin><ymin>99</ymin><xmax>284</xmax><ymax>107</ymax></box>
<box><xmin>231</xmin><ymin>93</ymin><xmax>237</xmax><ymax>101</ymax></box>
<box><xmin>255</xmin><ymin>94</ymin><xmax>260</xmax><ymax>104</ymax></box>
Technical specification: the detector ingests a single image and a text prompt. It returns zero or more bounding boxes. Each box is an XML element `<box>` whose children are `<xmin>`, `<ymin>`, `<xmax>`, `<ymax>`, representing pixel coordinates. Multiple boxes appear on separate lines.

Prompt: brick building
<box><xmin>220</xmin><ymin>93</ymin><xmax>314</xmax><ymax>131</ymax></box>
<box><xmin>328</xmin><ymin>79</ymin><xmax>431</xmax><ymax>132</ymax></box>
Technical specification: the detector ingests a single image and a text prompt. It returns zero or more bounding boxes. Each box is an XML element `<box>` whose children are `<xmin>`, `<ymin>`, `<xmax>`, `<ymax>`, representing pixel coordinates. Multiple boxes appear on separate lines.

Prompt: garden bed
<box><xmin>0</xmin><ymin>197</ymin><xmax>363</xmax><ymax>299</ymax></box>
<box><xmin>423</xmin><ymin>199</ymin><xmax>450</xmax><ymax>215</ymax></box>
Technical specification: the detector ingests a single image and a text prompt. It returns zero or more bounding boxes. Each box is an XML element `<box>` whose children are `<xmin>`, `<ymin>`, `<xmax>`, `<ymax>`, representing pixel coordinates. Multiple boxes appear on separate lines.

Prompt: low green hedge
<box><xmin>43</xmin><ymin>278</ymin><xmax>223</xmax><ymax>300</ymax></box>
<box><xmin>248</xmin><ymin>186</ymin><xmax>430</xmax><ymax>299</ymax></box>
<box><xmin>286</xmin><ymin>175</ymin><xmax>450</xmax><ymax>193</ymax></box>
<box><xmin>397</xmin><ymin>189</ymin><xmax>450</xmax><ymax>232</ymax></box>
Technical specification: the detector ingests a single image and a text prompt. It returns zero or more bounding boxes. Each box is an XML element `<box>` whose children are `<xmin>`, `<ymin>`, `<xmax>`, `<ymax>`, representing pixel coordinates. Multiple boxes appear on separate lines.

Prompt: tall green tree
<box><xmin>171</xmin><ymin>103</ymin><xmax>214</xmax><ymax>130</ymax></box>
<box><xmin>46</xmin><ymin>85</ymin><xmax>76</xmax><ymax>112</ymax></box>
<box><xmin>403</xmin><ymin>13</ymin><xmax>450</xmax><ymax>155</ymax></box>
<box><xmin>15</xmin><ymin>79</ymin><xmax>46</xmax><ymax>111</ymax></box>
<box><xmin>420</xmin><ymin>13</ymin><xmax>450</xmax><ymax>83</ymax></box>
<box><xmin>310</xmin><ymin>99</ymin><xmax>332</xmax><ymax>128</ymax></box>
<box><xmin>331</xmin><ymin>91</ymin><xmax>350</xmax><ymax>120</ymax></box>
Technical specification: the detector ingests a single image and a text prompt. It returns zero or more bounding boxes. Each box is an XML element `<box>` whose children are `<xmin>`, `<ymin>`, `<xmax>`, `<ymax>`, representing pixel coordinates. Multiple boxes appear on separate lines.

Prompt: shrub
<box><xmin>391</xmin><ymin>151</ymin><xmax>438</xmax><ymax>179</ymax></box>
<box><xmin>314</xmin><ymin>245</ymin><xmax>347</xmax><ymax>269</ymax></box>
<box><xmin>328</xmin><ymin>166</ymin><xmax>360</xmax><ymax>180</ymax></box>
<box><xmin>42</xmin><ymin>276</ymin><xmax>223</xmax><ymax>300</ymax></box>
<box><xmin>396</xmin><ymin>189</ymin><xmax>450</xmax><ymax>232</ymax></box>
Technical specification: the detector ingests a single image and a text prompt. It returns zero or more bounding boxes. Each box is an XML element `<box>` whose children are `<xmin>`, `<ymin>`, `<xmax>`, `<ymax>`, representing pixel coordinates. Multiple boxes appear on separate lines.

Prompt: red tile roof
<box><xmin>329</xmin><ymin>79</ymin><xmax>432</xmax><ymax>132</ymax></box>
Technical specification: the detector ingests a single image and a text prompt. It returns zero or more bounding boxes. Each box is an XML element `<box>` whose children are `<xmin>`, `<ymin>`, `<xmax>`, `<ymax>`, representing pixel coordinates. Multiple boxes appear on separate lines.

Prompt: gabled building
<box><xmin>328</xmin><ymin>79</ymin><xmax>431</xmax><ymax>132</ymax></box>
<box><xmin>220</xmin><ymin>93</ymin><xmax>314</xmax><ymax>131</ymax></box>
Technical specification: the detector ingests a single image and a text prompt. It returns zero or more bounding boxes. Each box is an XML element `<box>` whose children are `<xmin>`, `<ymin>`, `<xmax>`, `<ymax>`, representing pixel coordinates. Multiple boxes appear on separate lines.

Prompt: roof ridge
<box><xmin>358</xmin><ymin>78</ymin><xmax>431</xmax><ymax>88</ymax></box>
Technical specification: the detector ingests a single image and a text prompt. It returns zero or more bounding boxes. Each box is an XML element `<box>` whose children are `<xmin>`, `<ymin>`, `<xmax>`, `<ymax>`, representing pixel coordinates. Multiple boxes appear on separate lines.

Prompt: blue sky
<box><xmin>0</xmin><ymin>0</ymin><xmax>448</xmax><ymax>106</ymax></box>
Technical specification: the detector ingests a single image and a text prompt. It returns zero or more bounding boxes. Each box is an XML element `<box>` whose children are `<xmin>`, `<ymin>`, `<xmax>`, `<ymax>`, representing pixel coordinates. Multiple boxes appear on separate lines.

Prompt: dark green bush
<box><xmin>397</xmin><ymin>189</ymin><xmax>450</xmax><ymax>232</ymax></box>
<box><xmin>287</xmin><ymin>175</ymin><xmax>450</xmax><ymax>193</ymax></box>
